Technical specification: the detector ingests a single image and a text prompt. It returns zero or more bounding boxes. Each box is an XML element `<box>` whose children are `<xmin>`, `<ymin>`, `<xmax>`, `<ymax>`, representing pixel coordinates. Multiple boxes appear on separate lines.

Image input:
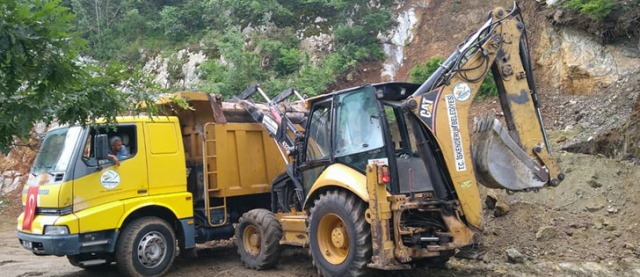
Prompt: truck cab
<box><xmin>17</xmin><ymin>117</ymin><xmax>194</xmax><ymax>275</ymax></box>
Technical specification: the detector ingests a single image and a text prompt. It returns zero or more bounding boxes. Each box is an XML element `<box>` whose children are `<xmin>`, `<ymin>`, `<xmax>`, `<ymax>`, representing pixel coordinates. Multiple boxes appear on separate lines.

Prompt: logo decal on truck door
<box><xmin>101</xmin><ymin>170</ymin><xmax>121</xmax><ymax>190</ymax></box>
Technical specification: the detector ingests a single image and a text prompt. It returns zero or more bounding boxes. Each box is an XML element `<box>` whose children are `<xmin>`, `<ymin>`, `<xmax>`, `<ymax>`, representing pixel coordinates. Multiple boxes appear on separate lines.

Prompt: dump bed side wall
<box><xmin>159</xmin><ymin>95</ymin><xmax>286</xmax><ymax>199</ymax></box>
<box><xmin>205</xmin><ymin>123</ymin><xmax>285</xmax><ymax>198</ymax></box>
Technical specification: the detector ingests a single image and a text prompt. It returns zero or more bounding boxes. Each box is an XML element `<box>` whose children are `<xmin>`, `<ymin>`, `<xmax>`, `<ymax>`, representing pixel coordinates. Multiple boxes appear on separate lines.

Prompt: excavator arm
<box><xmin>403</xmin><ymin>3</ymin><xmax>563</xmax><ymax>227</ymax></box>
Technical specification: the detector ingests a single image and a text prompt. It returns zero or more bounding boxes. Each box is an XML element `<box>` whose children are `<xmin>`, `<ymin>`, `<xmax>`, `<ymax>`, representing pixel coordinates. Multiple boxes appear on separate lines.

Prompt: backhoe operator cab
<box><xmin>302</xmin><ymin>83</ymin><xmax>430</xmax><ymax>195</ymax></box>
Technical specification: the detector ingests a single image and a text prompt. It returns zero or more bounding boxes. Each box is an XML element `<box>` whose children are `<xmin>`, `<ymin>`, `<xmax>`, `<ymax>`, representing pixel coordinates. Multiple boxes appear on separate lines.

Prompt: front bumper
<box><xmin>17</xmin><ymin>231</ymin><xmax>80</xmax><ymax>256</ymax></box>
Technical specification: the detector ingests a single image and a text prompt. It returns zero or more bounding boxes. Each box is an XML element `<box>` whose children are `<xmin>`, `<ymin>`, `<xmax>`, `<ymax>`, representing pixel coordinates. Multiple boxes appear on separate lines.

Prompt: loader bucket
<box><xmin>471</xmin><ymin>116</ymin><xmax>549</xmax><ymax>191</ymax></box>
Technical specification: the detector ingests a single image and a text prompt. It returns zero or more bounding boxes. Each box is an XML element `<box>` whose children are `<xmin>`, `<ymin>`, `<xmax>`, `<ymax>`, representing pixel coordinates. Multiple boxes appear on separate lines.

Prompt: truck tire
<box><xmin>236</xmin><ymin>208</ymin><xmax>283</xmax><ymax>269</ymax></box>
<box><xmin>115</xmin><ymin>217</ymin><xmax>176</xmax><ymax>277</ymax></box>
<box><xmin>308</xmin><ymin>190</ymin><xmax>372</xmax><ymax>277</ymax></box>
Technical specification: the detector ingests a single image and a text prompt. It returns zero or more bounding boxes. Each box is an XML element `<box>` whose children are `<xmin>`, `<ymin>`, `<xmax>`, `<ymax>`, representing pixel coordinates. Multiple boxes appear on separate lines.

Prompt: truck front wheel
<box><xmin>236</xmin><ymin>208</ymin><xmax>283</xmax><ymax>269</ymax></box>
<box><xmin>308</xmin><ymin>190</ymin><xmax>372</xmax><ymax>277</ymax></box>
<box><xmin>116</xmin><ymin>217</ymin><xmax>176</xmax><ymax>277</ymax></box>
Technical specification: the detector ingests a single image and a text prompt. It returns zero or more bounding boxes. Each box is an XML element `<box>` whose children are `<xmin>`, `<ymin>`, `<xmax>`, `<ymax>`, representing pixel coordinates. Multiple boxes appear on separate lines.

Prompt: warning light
<box><xmin>378</xmin><ymin>165</ymin><xmax>390</xmax><ymax>184</ymax></box>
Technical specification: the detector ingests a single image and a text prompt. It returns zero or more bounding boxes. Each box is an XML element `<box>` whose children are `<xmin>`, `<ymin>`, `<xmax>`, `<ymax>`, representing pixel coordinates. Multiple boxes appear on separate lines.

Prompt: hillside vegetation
<box><xmin>68</xmin><ymin>0</ymin><xmax>395</xmax><ymax>97</ymax></box>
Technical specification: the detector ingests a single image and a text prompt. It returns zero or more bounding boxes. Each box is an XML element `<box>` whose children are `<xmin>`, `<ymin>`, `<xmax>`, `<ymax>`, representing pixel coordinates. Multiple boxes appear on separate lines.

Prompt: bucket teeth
<box><xmin>473</xmin><ymin>114</ymin><xmax>496</xmax><ymax>133</ymax></box>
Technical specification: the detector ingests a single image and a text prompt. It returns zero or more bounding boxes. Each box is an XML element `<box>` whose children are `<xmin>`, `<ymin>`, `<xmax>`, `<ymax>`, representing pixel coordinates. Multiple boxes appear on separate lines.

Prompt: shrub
<box><xmin>409</xmin><ymin>56</ymin><xmax>445</xmax><ymax>83</ymax></box>
<box><xmin>564</xmin><ymin>0</ymin><xmax>613</xmax><ymax>20</ymax></box>
<box><xmin>409</xmin><ymin>56</ymin><xmax>497</xmax><ymax>97</ymax></box>
<box><xmin>275</xmin><ymin>48</ymin><xmax>303</xmax><ymax>76</ymax></box>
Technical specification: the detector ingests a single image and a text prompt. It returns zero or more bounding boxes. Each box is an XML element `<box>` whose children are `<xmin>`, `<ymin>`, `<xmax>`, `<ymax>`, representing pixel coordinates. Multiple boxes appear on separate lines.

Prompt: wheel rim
<box><xmin>317</xmin><ymin>213</ymin><xmax>349</xmax><ymax>265</ymax></box>
<box><xmin>137</xmin><ymin>231</ymin><xmax>167</xmax><ymax>268</ymax></box>
<box><xmin>243</xmin><ymin>225</ymin><xmax>261</xmax><ymax>256</ymax></box>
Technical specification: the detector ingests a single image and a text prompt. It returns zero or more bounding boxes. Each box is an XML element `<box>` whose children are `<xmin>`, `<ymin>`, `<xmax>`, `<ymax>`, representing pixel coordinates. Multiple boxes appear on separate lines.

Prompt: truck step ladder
<box><xmin>203</xmin><ymin>122</ymin><xmax>227</xmax><ymax>227</ymax></box>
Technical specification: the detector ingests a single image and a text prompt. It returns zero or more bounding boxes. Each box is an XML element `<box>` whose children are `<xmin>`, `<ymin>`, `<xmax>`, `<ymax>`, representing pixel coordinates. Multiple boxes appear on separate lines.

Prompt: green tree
<box><xmin>410</xmin><ymin>56</ymin><xmax>497</xmax><ymax>97</ymax></box>
<box><xmin>409</xmin><ymin>56</ymin><xmax>445</xmax><ymax>83</ymax></box>
<box><xmin>275</xmin><ymin>48</ymin><xmax>303</xmax><ymax>76</ymax></box>
<box><xmin>0</xmin><ymin>0</ymin><xmax>159</xmax><ymax>150</ymax></box>
<box><xmin>198</xmin><ymin>28</ymin><xmax>264</xmax><ymax>98</ymax></box>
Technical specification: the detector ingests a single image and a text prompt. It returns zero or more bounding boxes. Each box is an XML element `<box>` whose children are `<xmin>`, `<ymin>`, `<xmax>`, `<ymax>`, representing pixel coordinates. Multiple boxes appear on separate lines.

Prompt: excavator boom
<box><xmin>406</xmin><ymin>3</ymin><xmax>563</xmax><ymax>194</ymax></box>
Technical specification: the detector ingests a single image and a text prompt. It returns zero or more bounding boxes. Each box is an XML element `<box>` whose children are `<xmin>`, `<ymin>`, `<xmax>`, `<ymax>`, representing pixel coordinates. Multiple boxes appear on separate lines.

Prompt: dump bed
<box><xmin>157</xmin><ymin>92</ymin><xmax>286</xmax><ymax>199</ymax></box>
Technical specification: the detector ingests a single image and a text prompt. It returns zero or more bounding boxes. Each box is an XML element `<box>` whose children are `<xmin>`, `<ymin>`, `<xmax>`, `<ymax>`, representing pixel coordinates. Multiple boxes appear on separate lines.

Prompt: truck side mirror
<box><xmin>95</xmin><ymin>134</ymin><xmax>110</xmax><ymax>160</ymax></box>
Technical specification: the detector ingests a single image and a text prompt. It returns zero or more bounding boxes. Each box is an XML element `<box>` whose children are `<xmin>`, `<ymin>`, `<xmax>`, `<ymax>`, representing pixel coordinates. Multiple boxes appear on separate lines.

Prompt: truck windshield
<box><xmin>32</xmin><ymin>126</ymin><xmax>82</xmax><ymax>175</ymax></box>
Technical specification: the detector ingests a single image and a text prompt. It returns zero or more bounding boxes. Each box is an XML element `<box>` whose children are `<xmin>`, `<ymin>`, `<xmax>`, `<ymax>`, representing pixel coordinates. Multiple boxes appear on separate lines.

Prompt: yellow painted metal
<box><xmin>277</xmin><ymin>211</ymin><xmax>308</xmax><ymax>246</ymax></box>
<box><xmin>201</xmin><ymin>122</ymin><xmax>284</xmax><ymax>226</ymax></box>
<box><xmin>16</xmin><ymin>213</ymin><xmax>77</xmax><ymax>235</ymax></box>
<box><xmin>19</xmin><ymin>174</ymin><xmax>73</xmax><ymax>209</ymax></box>
<box><xmin>364</xmin><ymin>164</ymin><xmax>396</xmax><ymax>267</ymax></box>
<box><xmin>74</xmin><ymin>201</ymin><xmax>124</xmax><ymax>233</ymax></box>
<box><xmin>491</xmin><ymin>19</ymin><xmax>562</xmax><ymax>179</ymax></box>
<box><xmin>304</xmin><ymin>164</ymin><xmax>370</xmax><ymax>208</ymax></box>
<box><xmin>144</xmin><ymin>120</ymin><xmax>187</xmax><ymax>195</ymax></box>
<box><xmin>71</xmin><ymin>192</ymin><xmax>192</xmax><ymax>234</ymax></box>
<box><xmin>20</xmin><ymin>116</ymin><xmax>192</xmax><ymax>236</ymax></box>
<box><xmin>317</xmin><ymin>213</ymin><xmax>349</xmax><ymax>265</ymax></box>
<box><xmin>119</xmin><ymin>192</ymin><xmax>195</xmax><ymax>227</ymax></box>
<box><xmin>59</xmin><ymin>191</ymin><xmax>191</xmax><ymax>235</ymax></box>
<box><xmin>208</xmin><ymin>123</ymin><xmax>285</xmax><ymax>198</ymax></box>
<box><xmin>405</xmin><ymin>14</ymin><xmax>560</xmax><ymax>229</ymax></box>
<box><xmin>441</xmin><ymin>214</ymin><xmax>477</xmax><ymax>248</ymax></box>
<box><xmin>73</xmin><ymin>122</ymin><xmax>150</xmax><ymax>213</ymax></box>
<box><xmin>242</xmin><ymin>225</ymin><xmax>261</xmax><ymax>256</ymax></box>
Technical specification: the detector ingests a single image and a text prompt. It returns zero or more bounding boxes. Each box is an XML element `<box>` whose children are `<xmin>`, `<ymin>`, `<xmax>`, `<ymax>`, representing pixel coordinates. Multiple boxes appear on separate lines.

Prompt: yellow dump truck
<box><xmin>16</xmin><ymin>92</ymin><xmax>285</xmax><ymax>276</ymax></box>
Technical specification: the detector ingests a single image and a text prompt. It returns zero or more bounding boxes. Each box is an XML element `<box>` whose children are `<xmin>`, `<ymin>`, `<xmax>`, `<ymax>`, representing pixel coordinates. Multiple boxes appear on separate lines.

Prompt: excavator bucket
<box><xmin>471</xmin><ymin>116</ymin><xmax>550</xmax><ymax>191</ymax></box>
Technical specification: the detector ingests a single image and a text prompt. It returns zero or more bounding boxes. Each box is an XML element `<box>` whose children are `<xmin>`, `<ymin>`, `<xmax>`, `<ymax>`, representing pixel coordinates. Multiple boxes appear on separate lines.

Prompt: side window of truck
<box><xmin>82</xmin><ymin>125</ymin><xmax>138</xmax><ymax>166</ymax></box>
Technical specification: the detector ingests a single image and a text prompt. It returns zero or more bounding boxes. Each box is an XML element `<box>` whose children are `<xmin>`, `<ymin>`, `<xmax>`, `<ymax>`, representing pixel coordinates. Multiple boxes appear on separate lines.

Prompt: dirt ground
<box><xmin>2</xmin><ymin>150</ymin><xmax>640</xmax><ymax>277</ymax></box>
<box><xmin>1</xmin><ymin>2</ymin><xmax>639</xmax><ymax>275</ymax></box>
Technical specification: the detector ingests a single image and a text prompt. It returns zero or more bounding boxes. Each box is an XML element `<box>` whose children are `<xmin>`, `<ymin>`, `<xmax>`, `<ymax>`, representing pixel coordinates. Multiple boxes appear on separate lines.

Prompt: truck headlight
<box><xmin>44</xmin><ymin>225</ymin><xmax>69</xmax><ymax>235</ymax></box>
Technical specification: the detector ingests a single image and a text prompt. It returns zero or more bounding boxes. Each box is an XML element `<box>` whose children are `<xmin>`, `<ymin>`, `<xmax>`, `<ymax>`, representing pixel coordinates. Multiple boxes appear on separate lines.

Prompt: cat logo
<box><xmin>419</xmin><ymin>97</ymin><xmax>434</xmax><ymax>118</ymax></box>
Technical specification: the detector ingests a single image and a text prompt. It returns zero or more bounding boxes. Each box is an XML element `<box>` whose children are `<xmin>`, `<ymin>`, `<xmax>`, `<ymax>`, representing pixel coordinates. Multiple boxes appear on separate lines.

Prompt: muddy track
<box><xmin>3</xmin><ymin>154</ymin><xmax>640</xmax><ymax>277</ymax></box>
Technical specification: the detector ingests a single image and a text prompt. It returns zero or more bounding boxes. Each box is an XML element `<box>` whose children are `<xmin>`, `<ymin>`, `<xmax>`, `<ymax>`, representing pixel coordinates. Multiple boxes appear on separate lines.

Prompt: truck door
<box><xmin>143</xmin><ymin>121</ymin><xmax>186</xmax><ymax>193</ymax></box>
<box><xmin>72</xmin><ymin>124</ymin><xmax>149</xmax><ymax>232</ymax></box>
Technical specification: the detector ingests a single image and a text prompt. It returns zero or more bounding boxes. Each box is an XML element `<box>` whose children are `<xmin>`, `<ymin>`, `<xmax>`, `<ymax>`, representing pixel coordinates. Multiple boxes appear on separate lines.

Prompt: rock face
<box><xmin>300</xmin><ymin>34</ymin><xmax>333</xmax><ymax>66</ymax></box>
<box><xmin>142</xmin><ymin>49</ymin><xmax>208</xmax><ymax>90</ymax></box>
<box><xmin>535</xmin><ymin>26</ymin><xmax>640</xmax><ymax>95</ymax></box>
<box><xmin>0</xmin><ymin>170</ymin><xmax>24</xmax><ymax>194</ymax></box>
<box><xmin>580</xmin><ymin>95</ymin><xmax>640</xmax><ymax>160</ymax></box>
<box><xmin>380</xmin><ymin>7</ymin><xmax>421</xmax><ymax>81</ymax></box>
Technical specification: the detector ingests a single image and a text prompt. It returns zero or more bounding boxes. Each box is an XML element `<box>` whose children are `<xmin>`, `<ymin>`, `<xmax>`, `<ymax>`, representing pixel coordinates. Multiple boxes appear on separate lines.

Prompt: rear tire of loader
<box><xmin>308</xmin><ymin>190</ymin><xmax>372</xmax><ymax>277</ymax></box>
<box><xmin>236</xmin><ymin>209</ymin><xmax>283</xmax><ymax>269</ymax></box>
<box><xmin>115</xmin><ymin>217</ymin><xmax>176</xmax><ymax>277</ymax></box>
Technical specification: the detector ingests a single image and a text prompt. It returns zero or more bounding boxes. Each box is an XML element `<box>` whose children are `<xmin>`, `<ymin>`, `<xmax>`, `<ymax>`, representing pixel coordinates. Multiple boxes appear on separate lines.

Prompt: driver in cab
<box><xmin>107</xmin><ymin>136</ymin><xmax>129</xmax><ymax>166</ymax></box>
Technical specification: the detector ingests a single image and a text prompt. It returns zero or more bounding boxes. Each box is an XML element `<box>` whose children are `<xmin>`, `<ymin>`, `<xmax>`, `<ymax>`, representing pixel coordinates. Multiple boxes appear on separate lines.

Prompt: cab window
<box><xmin>82</xmin><ymin>125</ymin><xmax>137</xmax><ymax>166</ymax></box>
<box><xmin>334</xmin><ymin>87</ymin><xmax>384</xmax><ymax>157</ymax></box>
<box><xmin>305</xmin><ymin>103</ymin><xmax>331</xmax><ymax>162</ymax></box>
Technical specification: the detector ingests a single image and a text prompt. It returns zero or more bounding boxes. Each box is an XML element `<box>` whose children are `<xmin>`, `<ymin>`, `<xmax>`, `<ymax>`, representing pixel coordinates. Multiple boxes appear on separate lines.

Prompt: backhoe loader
<box><xmin>234</xmin><ymin>2</ymin><xmax>564</xmax><ymax>276</ymax></box>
